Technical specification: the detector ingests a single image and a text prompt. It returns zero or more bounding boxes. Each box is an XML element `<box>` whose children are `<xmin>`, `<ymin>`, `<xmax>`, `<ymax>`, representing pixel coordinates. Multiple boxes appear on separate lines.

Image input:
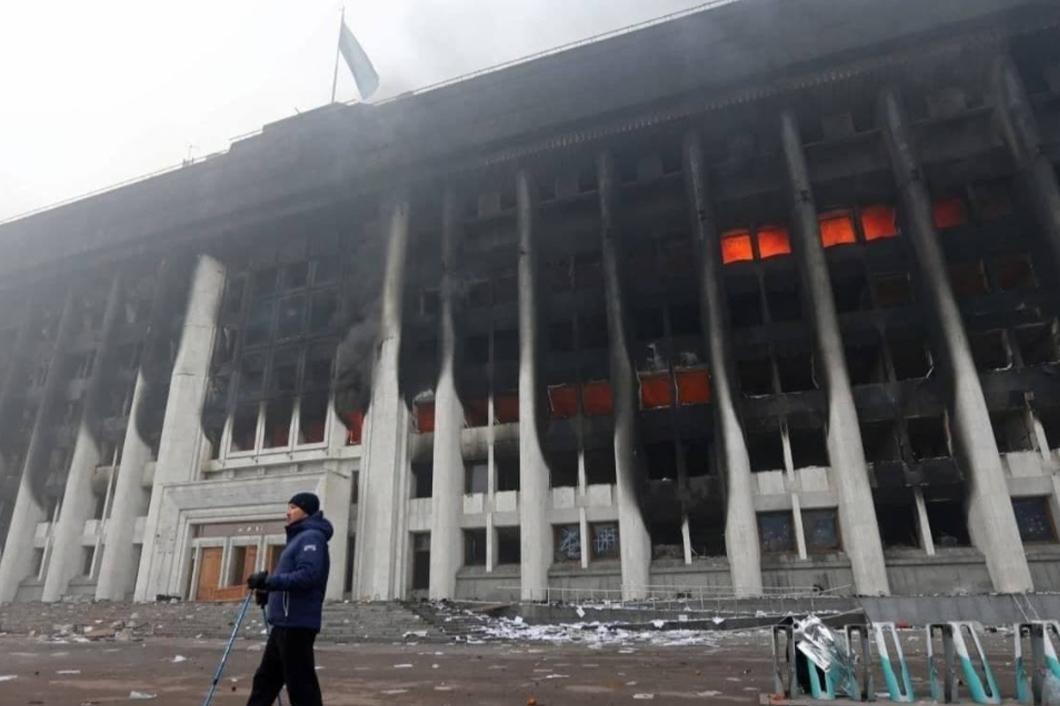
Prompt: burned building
<box><xmin>1</xmin><ymin>0</ymin><xmax>1059</xmax><ymax>604</ymax></box>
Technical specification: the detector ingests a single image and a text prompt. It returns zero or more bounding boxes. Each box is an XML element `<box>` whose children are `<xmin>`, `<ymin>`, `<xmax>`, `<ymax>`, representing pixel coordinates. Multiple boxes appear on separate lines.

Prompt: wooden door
<box><xmin>196</xmin><ymin>547</ymin><xmax>223</xmax><ymax>601</ymax></box>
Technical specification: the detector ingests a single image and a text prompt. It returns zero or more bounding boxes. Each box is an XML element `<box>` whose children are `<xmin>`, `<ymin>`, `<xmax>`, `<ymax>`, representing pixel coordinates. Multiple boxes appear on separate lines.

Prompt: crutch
<box><xmin>202</xmin><ymin>591</ymin><xmax>253</xmax><ymax>706</ymax></box>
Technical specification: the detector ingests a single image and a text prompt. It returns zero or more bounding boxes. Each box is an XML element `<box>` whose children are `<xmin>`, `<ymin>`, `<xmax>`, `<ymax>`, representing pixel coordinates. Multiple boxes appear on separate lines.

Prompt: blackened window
<box><xmin>463</xmin><ymin>529</ymin><xmax>487</xmax><ymax>566</ymax></box>
<box><xmin>758</xmin><ymin>512</ymin><xmax>795</xmax><ymax>553</ymax></box>
<box><xmin>1013</xmin><ymin>497</ymin><xmax>1057</xmax><ymax>543</ymax></box>
<box><xmin>803</xmin><ymin>509</ymin><xmax>840</xmax><ymax>551</ymax></box>
<box><xmin>497</xmin><ymin>527</ymin><xmax>521</xmax><ymax>564</ymax></box>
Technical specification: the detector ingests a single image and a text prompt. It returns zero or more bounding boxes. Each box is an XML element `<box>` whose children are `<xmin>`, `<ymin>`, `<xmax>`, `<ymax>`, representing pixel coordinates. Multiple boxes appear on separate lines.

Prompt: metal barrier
<box><xmin>873</xmin><ymin>622</ymin><xmax>915</xmax><ymax>702</ymax></box>
<box><xmin>771</xmin><ymin>623</ymin><xmax>797</xmax><ymax>699</ymax></box>
<box><xmin>928</xmin><ymin>622</ymin><xmax>1000</xmax><ymax>704</ymax></box>
<box><xmin>1015</xmin><ymin>620</ymin><xmax>1060</xmax><ymax>705</ymax></box>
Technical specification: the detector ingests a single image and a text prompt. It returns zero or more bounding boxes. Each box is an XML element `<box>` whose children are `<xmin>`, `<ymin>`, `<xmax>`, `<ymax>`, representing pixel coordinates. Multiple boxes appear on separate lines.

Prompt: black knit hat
<box><xmin>288</xmin><ymin>492</ymin><xmax>320</xmax><ymax>516</ymax></box>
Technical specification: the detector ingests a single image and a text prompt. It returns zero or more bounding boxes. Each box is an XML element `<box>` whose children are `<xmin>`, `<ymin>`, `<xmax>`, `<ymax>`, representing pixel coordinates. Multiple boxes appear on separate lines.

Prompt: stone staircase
<box><xmin>0</xmin><ymin>600</ymin><xmax>445</xmax><ymax>644</ymax></box>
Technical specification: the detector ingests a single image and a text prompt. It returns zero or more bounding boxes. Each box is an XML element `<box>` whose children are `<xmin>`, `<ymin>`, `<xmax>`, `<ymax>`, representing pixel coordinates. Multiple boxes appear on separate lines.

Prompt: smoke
<box><xmin>135</xmin><ymin>252</ymin><xmax>196</xmax><ymax>445</ymax></box>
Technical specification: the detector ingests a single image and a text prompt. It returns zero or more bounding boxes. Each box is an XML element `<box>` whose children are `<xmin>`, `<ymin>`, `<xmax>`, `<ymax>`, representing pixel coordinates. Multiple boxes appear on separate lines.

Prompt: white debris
<box><xmin>381</xmin><ymin>689</ymin><xmax>408</xmax><ymax>695</ymax></box>
<box><xmin>57</xmin><ymin>669</ymin><xmax>81</xmax><ymax>675</ymax></box>
<box><xmin>128</xmin><ymin>691</ymin><xmax>157</xmax><ymax>699</ymax></box>
<box><xmin>697</xmin><ymin>691</ymin><xmax>721</xmax><ymax>697</ymax></box>
<box><xmin>393</xmin><ymin>663</ymin><xmax>413</xmax><ymax>669</ymax></box>
<box><xmin>651</xmin><ymin>620</ymin><xmax>665</xmax><ymax>629</ymax></box>
<box><xmin>712</xmin><ymin>617</ymin><xmax>725</xmax><ymax>625</ymax></box>
<box><xmin>403</xmin><ymin>630</ymin><xmax>428</xmax><ymax>639</ymax></box>
<box><xmin>513</xmin><ymin>616</ymin><xmax>524</xmax><ymax>625</ymax></box>
<box><xmin>576</xmin><ymin>607</ymin><xmax>586</xmax><ymax>618</ymax></box>
<box><xmin>0</xmin><ymin>676</ymin><xmax>16</xmax><ymax>682</ymax></box>
<box><xmin>171</xmin><ymin>655</ymin><xmax>186</xmax><ymax>663</ymax></box>
<box><xmin>633</xmin><ymin>694</ymin><xmax>655</xmax><ymax>700</ymax></box>
<box><xmin>544</xmin><ymin>674</ymin><xmax>569</xmax><ymax>679</ymax></box>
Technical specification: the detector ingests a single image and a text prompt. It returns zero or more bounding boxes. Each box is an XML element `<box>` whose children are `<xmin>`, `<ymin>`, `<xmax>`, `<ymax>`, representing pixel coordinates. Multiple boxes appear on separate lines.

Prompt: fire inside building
<box><xmin>0</xmin><ymin>0</ymin><xmax>1059</xmax><ymax>605</ymax></box>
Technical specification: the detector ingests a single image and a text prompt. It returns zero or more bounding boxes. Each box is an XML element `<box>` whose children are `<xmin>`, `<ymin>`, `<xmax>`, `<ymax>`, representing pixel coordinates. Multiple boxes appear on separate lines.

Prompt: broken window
<box><xmin>765</xmin><ymin>279</ymin><xmax>802</xmax><ymax>323</ymax></box>
<box><xmin>676</xmin><ymin>369</ymin><xmax>711</xmax><ymax>405</ymax></box>
<box><xmin>496</xmin><ymin>452</ymin><xmax>520</xmax><ymax>491</ymax></box>
<box><xmin>238</xmin><ymin>354</ymin><xmax>266</xmax><ymax>399</ymax></box>
<box><xmin>990</xmin><ymin>409</ymin><xmax>1034</xmax><ymax>453</ymax></box>
<box><xmin>298</xmin><ymin>392</ymin><xmax>328</xmax><ymax>444</ymax></box>
<box><xmin>411</xmin><ymin>462</ymin><xmax>433</xmax><ymax>499</ymax></box>
<box><xmin>802</xmin><ymin>509</ymin><xmax>840</xmax><ymax>552</ymax></box>
<box><xmin>590</xmin><ymin>522</ymin><xmax>620</xmax><ymax>560</ymax></box>
<box><xmin>969</xmin><ymin>330</ymin><xmax>1011</xmax><ymax>371</ymax></box>
<box><xmin>263</xmin><ymin>398</ymin><xmax>292</xmax><ymax>448</ymax></box>
<box><xmin>932</xmin><ymin>197</ymin><xmax>968</xmax><ymax>230</ymax></box>
<box><xmin>464</xmin><ymin>335</ymin><xmax>489</xmax><ymax>364</ymax></box>
<box><xmin>758</xmin><ymin>512</ymin><xmax>796</xmax><ymax>553</ymax></box>
<box><xmin>737</xmin><ymin>357</ymin><xmax>775</xmax><ymax>396</ymax></box>
<box><xmin>497</xmin><ymin>526</ymin><xmax>521</xmax><ymax>564</ymax></box>
<box><xmin>748</xmin><ymin>422</ymin><xmax>785</xmax><ymax>472</ymax></box>
<box><xmin>554</xmin><ymin>524</ymin><xmax>581</xmax><ymax>562</ymax></box>
<box><xmin>860</xmin><ymin>204</ymin><xmax>898</xmax><ymax>241</ymax></box>
<box><xmin>948</xmin><ymin>261</ymin><xmax>989</xmax><ymax>298</ymax></box>
<box><xmin>1015</xmin><ymin>322</ymin><xmax>1059</xmax><ymax>366</ymax></box>
<box><xmin>467</xmin><ymin>281</ymin><xmax>491</xmax><ymax>308</ymax></box>
<box><xmin>305</xmin><ymin>344</ymin><xmax>333</xmax><ymax>390</ymax></box>
<box><xmin>493</xmin><ymin>329</ymin><xmax>518</xmax><ymax>362</ymax></box>
<box><xmin>871</xmin><ymin>272</ymin><xmax>913</xmax><ymax>308</ymax></box>
<box><xmin>463</xmin><ymin>528</ymin><xmax>487</xmax><ymax>566</ymax></box>
<box><xmin>581</xmin><ymin>380</ymin><xmax>613</xmax><ymax>416</ymax></box>
<box><xmin>549</xmin><ymin>450</ymin><xmax>579</xmax><ymax>488</ymax></box>
<box><xmin>1012</xmin><ymin>497</ymin><xmax>1057</xmax><ymax>543</ymax></box>
<box><xmin>578</xmin><ymin>315</ymin><xmax>609</xmax><ymax>350</ymax></box>
<box><xmin>683</xmin><ymin>439</ymin><xmax>712</xmax><ymax>477</ymax></box>
<box><xmin>644</xmin><ymin>441</ymin><xmax>677</xmax><ymax>481</ymax></box>
<box><xmin>688</xmin><ymin>512</ymin><xmax>726</xmax><ymax>557</ymax></box>
<box><xmin>860</xmin><ymin>419</ymin><xmax>901</xmax><ymax>463</ymax></box>
<box><xmin>574</xmin><ymin>252</ymin><xmax>603</xmax><ymax>290</ymax></box>
<box><xmin>757</xmin><ymin>225</ymin><xmax>792</xmax><ymax>259</ymax></box>
<box><xmin>846</xmin><ymin>337</ymin><xmax>887</xmax><ymax>385</ymax></box>
<box><xmin>668</xmin><ymin>302</ymin><xmax>701</xmax><ymax>337</ymax></box>
<box><xmin>464</xmin><ymin>461</ymin><xmax>488</xmax><ymax>494</ymax></box>
<box><xmin>907</xmin><ymin>416</ymin><xmax>949</xmax><ymax>460</ymax></box>
<box><xmin>230</xmin><ymin>404</ymin><xmax>259</xmax><ymax>452</ymax></box>
<box><xmin>888</xmin><ymin>335</ymin><xmax>932</xmax><ymax>380</ymax></box>
<box><xmin>281</xmin><ymin>262</ymin><xmax>308</xmax><ymax>291</ymax></box>
<box><xmin>728</xmin><ymin>289</ymin><xmax>763</xmax><ymax>329</ymax></box>
<box><xmin>585</xmin><ymin>446</ymin><xmax>616</xmax><ymax>485</ymax></box>
<box><xmin>244</xmin><ymin>296</ymin><xmax>274</xmax><ymax>347</ymax></box>
<box><xmin>640</xmin><ymin>373</ymin><xmax>674</xmax><ymax>410</ymax></box>
<box><xmin>1037</xmin><ymin>405</ymin><xmax>1060</xmax><ymax>449</ymax></box>
<box><xmin>270</xmin><ymin>348</ymin><xmax>299</xmax><ymax>395</ymax></box>
<box><xmin>549</xmin><ymin>321</ymin><xmax>575</xmax><ymax>353</ymax></box>
<box><xmin>789</xmin><ymin>425</ymin><xmax>829</xmax><ymax>468</ymax></box>
<box><xmin>721</xmin><ymin>230</ymin><xmax>754</xmax><ymax>265</ymax></box>
<box><xmin>925</xmin><ymin>499</ymin><xmax>971</xmax><ymax>547</ymax></box>
<box><xmin>818</xmin><ymin>211</ymin><xmax>857</xmax><ymax>248</ymax></box>
<box><xmin>650</xmin><ymin>521</ymin><xmax>684</xmax><ymax>560</ymax></box>
<box><xmin>635</xmin><ymin>308</ymin><xmax>665</xmax><ymax>340</ymax></box>
<box><xmin>874</xmin><ymin>499</ymin><xmax>919</xmax><ymax>548</ymax></box>
<box><xmin>776</xmin><ymin>352</ymin><xmax>815</xmax><ymax>393</ymax></box>
<box><xmin>992</xmin><ymin>254</ymin><xmax>1036</xmax><ymax>291</ymax></box>
<box><xmin>832</xmin><ymin>269</ymin><xmax>871</xmax><ymax>314</ymax></box>
<box><xmin>308</xmin><ymin>290</ymin><xmax>338</xmax><ymax>332</ymax></box>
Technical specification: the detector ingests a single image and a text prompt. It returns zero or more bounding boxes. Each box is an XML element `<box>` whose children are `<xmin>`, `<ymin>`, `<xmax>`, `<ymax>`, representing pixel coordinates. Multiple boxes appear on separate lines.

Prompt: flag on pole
<box><xmin>337</xmin><ymin>19</ymin><xmax>379</xmax><ymax>100</ymax></box>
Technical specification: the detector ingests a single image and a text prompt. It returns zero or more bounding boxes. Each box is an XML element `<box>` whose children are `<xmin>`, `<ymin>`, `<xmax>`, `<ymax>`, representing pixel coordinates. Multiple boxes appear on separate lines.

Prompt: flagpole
<box><xmin>330</xmin><ymin>6</ymin><xmax>344</xmax><ymax>103</ymax></box>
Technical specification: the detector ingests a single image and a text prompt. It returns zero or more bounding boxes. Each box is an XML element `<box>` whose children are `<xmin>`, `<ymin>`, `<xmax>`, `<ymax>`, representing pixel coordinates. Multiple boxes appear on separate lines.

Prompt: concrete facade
<box><xmin>1</xmin><ymin>0</ymin><xmax>1059</xmax><ymax>604</ymax></box>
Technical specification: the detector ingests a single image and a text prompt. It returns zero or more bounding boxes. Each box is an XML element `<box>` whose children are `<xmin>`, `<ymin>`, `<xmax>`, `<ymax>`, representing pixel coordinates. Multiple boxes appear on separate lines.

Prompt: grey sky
<box><xmin>0</xmin><ymin>0</ymin><xmax>711</xmax><ymax>222</ymax></box>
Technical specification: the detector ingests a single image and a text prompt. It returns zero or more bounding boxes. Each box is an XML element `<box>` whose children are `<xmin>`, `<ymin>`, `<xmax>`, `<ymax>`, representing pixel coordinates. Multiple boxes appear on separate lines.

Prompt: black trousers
<box><xmin>246</xmin><ymin>626</ymin><xmax>322</xmax><ymax>706</ymax></box>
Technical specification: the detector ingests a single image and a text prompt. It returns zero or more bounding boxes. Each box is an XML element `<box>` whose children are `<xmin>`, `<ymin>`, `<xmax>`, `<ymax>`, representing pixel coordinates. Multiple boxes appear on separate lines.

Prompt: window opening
<box><xmin>1013</xmin><ymin>497</ymin><xmax>1057</xmax><ymax>543</ymax></box>
<box><xmin>464</xmin><ymin>528</ymin><xmax>487</xmax><ymax>566</ymax></box>
<box><xmin>758</xmin><ymin>512</ymin><xmax>796</xmax><ymax>553</ymax></box>
<box><xmin>802</xmin><ymin>509</ymin><xmax>840</xmax><ymax>551</ymax></box>
<box><xmin>585</xmin><ymin>446</ymin><xmax>616</xmax><ymax>485</ymax></box>
<box><xmin>412</xmin><ymin>462</ymin><xmax>433</xmax><ymax>499</ymax></box>
<box><xmin>497</xmin><ymin>527</ymin><xmax>521</xmax><ymax>564</ymax></box>
<box><xmin>789</xmin><ymin>425</ymin><xmax>829</xmax><ymax>468</ymax></box>
<box><xmin>925</xmin><ymin>499</ymin><xmax>971</xmax><ymax>547</ymax></box>
<box><xmin>907</xmin><ymin>416</ymin><xmax>949</xmax><ymax>460</ymax></box>
<box><xmin>748</xmin><ymin>422</ymin><xmax>785</xmax><ymax>472</ymax></box>
<box><xmin>650</xmin><ymin>521</ymin><xmax>684</xmax><ymax>560</ymax></box>
<box><xmin>464</xmin><ymin>461</ymin><xmax>488</xmax><ymax>494</ymax></box>
<box><xmin>875</xmin><ymin>498</ymin><xmax>920</xmax><ymax>548</ymax></box>
<box><xmin>554</xmin><ymin>524</ymin><xmax>581</xmax><ymax>562</ymax></box>
<box><xmin>590</xmin><ymin>522</ymin><xmax>620</xmax><ymax>560</ymax></box>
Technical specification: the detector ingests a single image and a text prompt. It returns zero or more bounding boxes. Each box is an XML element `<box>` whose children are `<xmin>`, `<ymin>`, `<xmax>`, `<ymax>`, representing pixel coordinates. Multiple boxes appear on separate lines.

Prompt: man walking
<box><xmin>245</xmin><ymin>492</ymin><xmax>333</xmax><ymax>706</ymax></box>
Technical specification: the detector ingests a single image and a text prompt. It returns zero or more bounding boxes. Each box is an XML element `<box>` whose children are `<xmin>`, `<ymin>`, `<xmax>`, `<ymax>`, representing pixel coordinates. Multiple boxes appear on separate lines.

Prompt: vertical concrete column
<box><xmin>0</xmin><ymin>288</ymin><xmax>78</xmax><ymax>603</ymax></box>
<box><xmin>95</xmin><ymin>367</ymin><xmax>151</xmax><ymax>600</ymax></box>
<box><xmin>992</xmin><ymin>56</ymin><xmax>1060</xmax><ymax>278</ymax></box>
<box><xmin>429</xmin><ymin>189</ymin><xmax>466</xmax><ymax>600</ymax></box>
<box><xmin>353</xmin><ymin>195</ymin><xmax>413</xmax><ymax>600</ymax></box>
<box><xmin>43</xmin><ymin>275</ymin><xmax>124</xmax><ymax>601</ymax></box>
<box><xmin>682</xmin><ymin>133</ymin><xmax>763</xmax><ymax>596</ymax></box>
<box><xmin>134</xmin><ymin>255</ymin><xmax>226</xmax><ymax>601</ymax></box>
<box><xmin>319</xmin><ymin>468</ymin><xmax>351</xmax><ymax>601</ymax></box>
<box><xmin>596</xmin><ymin>152</ymin><xmax>652</xmax><ymax>600</ymax></box>
<box><xmin>780</xmin><ymin>110</ymin><xmax>890</xmax><ymax>596</ymax></box>
<box><xmin>97</xmin><ymin>260</ymin><xmax>178</xmax><ymax>600</ymax></box>
<box><xmin>515</xmin><ymin>169</ymin><xmax>552</xmax><ymax>601</ymax></box>
<box><xmin>878</xmin><ymin>89</ymin><xmax>1033</xmax><ymax>593</ymax></box>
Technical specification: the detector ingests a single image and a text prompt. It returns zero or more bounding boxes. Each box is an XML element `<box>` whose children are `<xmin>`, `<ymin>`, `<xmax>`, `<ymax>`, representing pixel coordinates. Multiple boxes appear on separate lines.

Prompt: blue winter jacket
<box><xmin>265</xmin><ymin>511</ymin><xmax>333</xmax><ymax>632</ymax></box>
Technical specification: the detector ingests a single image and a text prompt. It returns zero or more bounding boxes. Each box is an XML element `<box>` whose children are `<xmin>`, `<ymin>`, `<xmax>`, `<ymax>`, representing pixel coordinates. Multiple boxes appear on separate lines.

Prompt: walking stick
<box><xmin>201</xmin><ymin>592</ymin><xmax>253</xmax><ymax>706</ymax></box>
